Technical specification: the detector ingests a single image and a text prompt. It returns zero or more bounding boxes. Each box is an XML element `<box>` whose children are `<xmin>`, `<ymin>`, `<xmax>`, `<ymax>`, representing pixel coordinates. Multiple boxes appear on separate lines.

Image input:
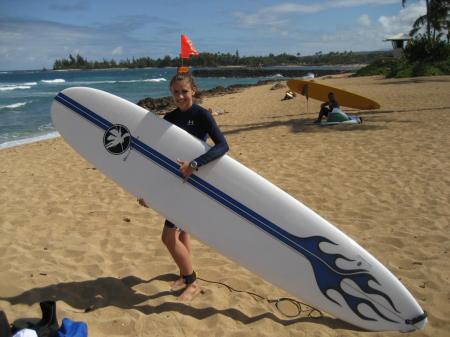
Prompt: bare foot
<box><xmin>178</xmin><ymin>281</ymin><xmax>201</xmax><ymax>301</ymax></box>
<box><xmin>170</xmin><ymin>277</ymin><xmax>186</xmax><ymax>291</ymax></box>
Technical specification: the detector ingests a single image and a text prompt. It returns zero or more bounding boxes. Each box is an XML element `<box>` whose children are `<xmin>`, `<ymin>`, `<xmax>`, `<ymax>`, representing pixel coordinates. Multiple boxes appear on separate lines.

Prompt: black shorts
<box><xmin>320</xmin><ymin>107</ymin><xmax>331</xmax><ymax>116</ymax></box>
<box><xmin>164</xmin><ymin>219</ymin><xmax>180</xmax><ymax>230</ymax></box>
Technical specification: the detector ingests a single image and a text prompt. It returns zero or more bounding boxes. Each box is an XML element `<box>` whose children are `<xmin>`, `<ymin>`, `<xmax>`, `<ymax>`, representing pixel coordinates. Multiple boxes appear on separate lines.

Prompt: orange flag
<box><xmin>180</xmin><ymin>34</ymin><xmax>199</xmax><ymax>59</ymax></box>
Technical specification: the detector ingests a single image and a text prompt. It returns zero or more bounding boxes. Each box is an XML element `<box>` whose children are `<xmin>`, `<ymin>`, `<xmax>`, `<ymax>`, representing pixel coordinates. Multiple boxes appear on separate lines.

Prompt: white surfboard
<box><xmin>51</xmin><ymin>87</ymin><xmax>427</xmax><ymax>332</ymax></box>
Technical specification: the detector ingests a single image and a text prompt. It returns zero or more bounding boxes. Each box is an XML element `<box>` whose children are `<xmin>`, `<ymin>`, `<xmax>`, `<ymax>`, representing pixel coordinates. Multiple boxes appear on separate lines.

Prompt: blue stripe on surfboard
<box><xmin>131</xmin><ymin>137</ymin><xmax>183</xmax><ymax>178</ymax></box>
<box><xmin>55</xmin><ymin>93</ymin><xmax>112</xmax><ymax>130</ymax></box>
<box><xmin>54</xmin><ymin>91</ymin><xmax>402</xmax><ymax>324</ymax></box>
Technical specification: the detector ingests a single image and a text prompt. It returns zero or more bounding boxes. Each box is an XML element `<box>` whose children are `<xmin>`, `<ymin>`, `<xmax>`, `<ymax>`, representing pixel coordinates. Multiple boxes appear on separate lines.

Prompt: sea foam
<box><xmin>0</xmin><ymin>132</ymin><xmax>60</xmax><ymax>150</ymax></box>
<box><xmin>0</xmin><ymin>102</ymin><xmax>28</xmax><ymax>110</ymax></box>
<box><xmin>0</xmin><ymin>85</ymin><xmax>32</xmax><ymax>91</ymax></box>
<box><xmin>41</xmin><ymin>79</ymin><xmax>66</xmax><ymax>84</ymax></box>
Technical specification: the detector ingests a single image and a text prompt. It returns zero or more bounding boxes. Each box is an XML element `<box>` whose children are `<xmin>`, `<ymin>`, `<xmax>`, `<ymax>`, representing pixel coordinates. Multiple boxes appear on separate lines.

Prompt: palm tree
<box><xmin>402</xmin><ymin>0</ymin><xmax>431</xmax><ymax>38</ymax></box>
<box><xmin>403</xmin><ymin>0</ymin><xmax>449</xmax><ymax>40</ymax></box>
<box><xmin>432</xmin><ymin>1</ymin><xmax>449</xmax><ymax>42</ymax></box>
<box><xmin>429</xmin><ymin>0</ymin><xmax>450</xmax><ymax>42</ymax></box>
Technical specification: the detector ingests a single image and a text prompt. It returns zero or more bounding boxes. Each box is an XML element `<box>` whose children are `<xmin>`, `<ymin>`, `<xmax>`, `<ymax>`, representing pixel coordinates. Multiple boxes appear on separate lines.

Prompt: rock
<box><xmin>270</xmin><ymin>82</ymin><xmax>286</xmax><ymax>90</ymax></box>
<box><xmin>136</xmin><ymin>96</ymin><xmax>175</xmax><ymax>115</ymax></box>
<box><xmin>137</xmin><ymin>80</ymin><xmax>287</xmax><ymax>114</ymax></box>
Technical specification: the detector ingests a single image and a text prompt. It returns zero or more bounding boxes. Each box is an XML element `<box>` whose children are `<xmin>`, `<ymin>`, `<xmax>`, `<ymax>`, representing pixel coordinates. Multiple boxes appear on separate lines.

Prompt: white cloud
<box><xmin>232</xmin><ymin>0</ymin><xmax>403</xmax><ymax>36</ymax></box>
<box><xmin>311</xmin><ymin>3</ymin><xmax>426</xmax><ymax>52</ymax></box>
<box><xmin>358</xmin><ymin>14</ymin><xmax>372</xmax><ymax>27</ymax></box>
<box><xmin>331</xmin><ymin>0</ymin><xmax>399</xmax><ymax>7</ymax></box>
<box><xmin>112</xmin><ymin>46</ymin><xmax>123</xmax><ymax>56</ymax></box>
<box><xmin>230</xmin><ymin>0</ymin><xmax>427</xmax><ymax>55</ymax></box>
<box><xmin>233</xmin><ymin>0</ymin><xmax>401</xmax><ymax>28</ymax></box>
<box><xmin>233</xmin><ymin>0</ymin><xmax>400</xmax><ymax>27</ymax></box>
<box><xmin>232</xmin><ymin>3</ymin><xmax>324</xmax><ymax>30</ymax></box>
<box><xmin>318</xmin><ymin>27</ymin><xmax>385</xmax><ymax>50</ymax></box>
<box><xmin>378</xmin><ymin>1</ymin><xmax>426</xmax><ymax>35</ymax></box>
<box><xmin>269</xmin><ymin>3</ymin><xmax>325</xmax><ymax>14</ymax></box>
<box><xmin>0</xmin><ymin>18</ymin><xmax>147</xmax><ymax>70</ymax></box>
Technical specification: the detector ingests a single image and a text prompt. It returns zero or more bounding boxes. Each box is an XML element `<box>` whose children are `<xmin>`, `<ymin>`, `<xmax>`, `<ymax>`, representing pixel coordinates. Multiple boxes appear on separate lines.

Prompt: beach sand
<box><xmin>0</xmin><ymin>75</ymin><xmax>449</xmax><ymax>337</ymax></box>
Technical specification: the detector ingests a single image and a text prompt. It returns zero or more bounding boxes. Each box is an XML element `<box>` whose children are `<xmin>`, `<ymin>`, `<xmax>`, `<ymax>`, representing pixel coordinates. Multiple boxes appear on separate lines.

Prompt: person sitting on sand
<box><xmin>281</xmin><ymin>90</ymin><xmax>296</xmax><ymax>101</ymax></box>
<box><xmin>314</xmin><ymin>92</ymin><xmax>340</xmax><ymax>123</ymax></box>
<box><xmin>138</xmin><ymin>72</ymin><xmax>229</xmax><ymax>301</ymax></box>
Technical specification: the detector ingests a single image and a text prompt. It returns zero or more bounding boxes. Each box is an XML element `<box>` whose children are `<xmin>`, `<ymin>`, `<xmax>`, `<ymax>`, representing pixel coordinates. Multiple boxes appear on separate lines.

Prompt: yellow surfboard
<box><xmin>287</xmin><ymin>79</ymin><xmax>380</xmax><ymax>110</ymax></box>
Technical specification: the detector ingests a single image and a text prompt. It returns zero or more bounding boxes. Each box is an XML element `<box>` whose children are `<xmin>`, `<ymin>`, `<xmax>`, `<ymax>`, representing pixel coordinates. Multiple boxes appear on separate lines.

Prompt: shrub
<box><xmin>386</xmin><ymin>60</ymin><xmax>412</xmax><ymax>78</ymax></box>
<box><xmin>352</xmin><ymin>58</ymin><xmax>398</xmax><ymax>77</ymax></box>
<box><xmin>404</xmin><ymin>36</ymin><xmax>450</xmax><ymax>63</ymax></box>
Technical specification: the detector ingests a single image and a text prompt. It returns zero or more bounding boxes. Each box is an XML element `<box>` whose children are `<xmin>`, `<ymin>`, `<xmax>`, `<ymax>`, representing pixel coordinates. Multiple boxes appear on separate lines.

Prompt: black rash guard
<box><xmin>163</xmin><ymin>103</ymin><xmax>229</xmax><ymax>167</ymax></box>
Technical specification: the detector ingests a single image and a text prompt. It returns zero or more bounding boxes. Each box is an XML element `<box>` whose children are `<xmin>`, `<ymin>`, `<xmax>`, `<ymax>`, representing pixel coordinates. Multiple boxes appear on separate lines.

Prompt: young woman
<box><xmin>139</xmin><ymin>72</ymin><xmax>229</xmax><ymax>300</ymax></box>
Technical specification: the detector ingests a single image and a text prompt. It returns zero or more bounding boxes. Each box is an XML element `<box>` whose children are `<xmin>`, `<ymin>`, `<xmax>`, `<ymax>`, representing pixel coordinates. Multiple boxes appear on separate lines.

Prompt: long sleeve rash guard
<box><xmin>163</xmin><ymin>104</ymin><xmax>229</xmax><ymax>167</ymax></box>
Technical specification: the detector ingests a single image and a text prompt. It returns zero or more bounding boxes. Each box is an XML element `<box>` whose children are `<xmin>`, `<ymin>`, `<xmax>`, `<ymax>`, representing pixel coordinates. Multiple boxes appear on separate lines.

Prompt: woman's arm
<box><xmin>194</xmin><ymin>112</ymin><xmax>229</xmax><ymax>167</ymax></box>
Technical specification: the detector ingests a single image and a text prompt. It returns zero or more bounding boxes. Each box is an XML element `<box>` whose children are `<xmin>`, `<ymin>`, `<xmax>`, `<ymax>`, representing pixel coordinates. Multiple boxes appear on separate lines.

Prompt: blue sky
<box><xmin>0</xmin><ymin>0</ymin><xmax>426</xmax><ymax>70</ymax></box>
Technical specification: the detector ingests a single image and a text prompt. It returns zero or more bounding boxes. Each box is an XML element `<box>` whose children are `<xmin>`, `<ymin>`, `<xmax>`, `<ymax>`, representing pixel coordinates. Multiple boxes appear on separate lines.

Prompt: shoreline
<box><xmin>191</xmin><ymin>67</ymin><xmax>356</xmax><ymax>78</ymax></box>
<box><xmin>136</xmin><ymin>78</ymin><xmax>288</xmax><ymax>114</ymax></box>
<box><xmin>0</xmin><ymin>132</ymin><xmax>60</xmax><ymax>150</ymax></box>
<box><xmin>136</xmin><ymin>71</ymin><xmax>355</xmax><ymax>114</ymax></box>
<box><xmin>1</xmin><ymin>76</ymin><xmax>306</xmax><ymax>150</ymax></box>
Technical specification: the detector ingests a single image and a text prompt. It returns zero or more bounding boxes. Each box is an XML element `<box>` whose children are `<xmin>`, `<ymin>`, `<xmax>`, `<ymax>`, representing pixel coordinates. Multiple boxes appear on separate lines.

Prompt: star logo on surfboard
<box><xmin>103</xmin><ymin>124</ymin><xmax>131</xmax><ymax>155</ymax></box>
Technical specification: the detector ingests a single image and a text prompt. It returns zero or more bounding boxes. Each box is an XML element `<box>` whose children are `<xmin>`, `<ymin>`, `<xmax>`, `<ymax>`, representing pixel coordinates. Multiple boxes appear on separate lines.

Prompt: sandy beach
<box><xmin>1</xmin><ymin>75</ymin><xmax>449</xmax><ymax>337</ymax></box>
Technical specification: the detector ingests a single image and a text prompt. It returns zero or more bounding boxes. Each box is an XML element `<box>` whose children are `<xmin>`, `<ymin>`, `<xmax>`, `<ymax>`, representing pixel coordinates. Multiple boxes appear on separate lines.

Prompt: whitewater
<box><xmin>0</xmin><ymin>67</ymin><xmax>289</xmax><ymax>149</ymax></box>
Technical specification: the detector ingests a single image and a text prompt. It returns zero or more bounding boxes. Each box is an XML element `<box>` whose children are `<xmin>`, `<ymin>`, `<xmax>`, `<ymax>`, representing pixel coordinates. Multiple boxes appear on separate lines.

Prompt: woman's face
<box><xmin>171</xmin><ymin>79</ymin><xmax>195</xmax><ymax>111</ymax></box>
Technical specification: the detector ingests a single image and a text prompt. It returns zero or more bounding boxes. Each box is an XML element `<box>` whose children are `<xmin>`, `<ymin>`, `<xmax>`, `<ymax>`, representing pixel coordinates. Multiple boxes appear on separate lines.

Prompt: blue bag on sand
<box><xmin>57</xmin><ymin>318</ymin><xmax>87</xmax><ymax>337</ymax></box>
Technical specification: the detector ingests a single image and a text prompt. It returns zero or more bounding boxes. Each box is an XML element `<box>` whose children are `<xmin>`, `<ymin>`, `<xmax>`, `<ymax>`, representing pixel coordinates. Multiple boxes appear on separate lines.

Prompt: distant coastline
<box><xmin>191</xmin><ymin>66</ymin><xmax>362</xmax><ymax>78</ymax></box>
<box><xmin>51</xmin><ymin>51</ymin><xmax>389</xmax><ymax>71</ymax></box>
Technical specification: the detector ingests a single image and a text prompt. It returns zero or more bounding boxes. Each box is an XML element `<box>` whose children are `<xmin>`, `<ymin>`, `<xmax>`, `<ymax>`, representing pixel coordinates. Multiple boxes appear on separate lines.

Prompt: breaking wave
<box><xmin>0</xmin><ymin>102</ymin><xmax>28</xmax><ymax>110</ymax></box>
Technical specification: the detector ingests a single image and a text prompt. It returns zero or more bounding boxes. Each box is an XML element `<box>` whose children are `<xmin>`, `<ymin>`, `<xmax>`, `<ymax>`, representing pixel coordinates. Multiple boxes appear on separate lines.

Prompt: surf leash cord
<box><xmin>197</xmin><ymin>276</ymin><xmax>322</xmax><ymax>319</ymax></box>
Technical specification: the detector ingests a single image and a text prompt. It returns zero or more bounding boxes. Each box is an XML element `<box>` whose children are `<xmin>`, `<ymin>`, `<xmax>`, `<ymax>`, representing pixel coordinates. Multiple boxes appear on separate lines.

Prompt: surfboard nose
<box><xmin>402</xmin><ymin>311</ymin><xmax>427</xmax><ymax>332</ymax></box>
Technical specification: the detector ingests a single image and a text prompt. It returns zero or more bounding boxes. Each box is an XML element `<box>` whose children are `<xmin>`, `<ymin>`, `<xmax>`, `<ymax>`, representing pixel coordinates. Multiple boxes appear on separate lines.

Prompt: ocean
<box><xmin>0</xmin><ymin>66</ymin><xmax>348</xmax><ymax>149</ymax></box>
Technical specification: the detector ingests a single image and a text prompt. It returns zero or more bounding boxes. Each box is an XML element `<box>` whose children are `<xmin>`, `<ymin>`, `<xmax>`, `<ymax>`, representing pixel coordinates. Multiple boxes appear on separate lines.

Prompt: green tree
<box><xmin>403</xmin><ymin>0</ymin><xmax>431</xmax><ymax>39</ymax></box>
<box><xmin>403</xmin><ymin>0</ymin><xmax>450</xmax><ymax>40</ymax></box>
<box><xmin>428</xmin><ymin>0</ymin><xmax>450</xmax><ymax>42</ymax></box>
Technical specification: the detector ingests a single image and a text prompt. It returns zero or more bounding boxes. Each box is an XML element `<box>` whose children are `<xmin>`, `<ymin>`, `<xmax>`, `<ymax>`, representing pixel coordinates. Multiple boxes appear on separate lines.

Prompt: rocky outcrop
<box><xmin>136</xmin><ymin>79</ymin><xmax>283</xmax><ymax>114</ymax></box>
<box><xmin>136</xmin><ymin>96</ymin><xmax>174</xmax><ymax>115</ymax></box>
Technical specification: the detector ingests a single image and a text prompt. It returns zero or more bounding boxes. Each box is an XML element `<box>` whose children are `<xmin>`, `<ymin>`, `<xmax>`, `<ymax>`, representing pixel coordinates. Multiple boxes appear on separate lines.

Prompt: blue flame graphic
<box><xmin>282</xmin><ymin>232</ymin><xmax>400</xmax><ymax>322</ymax></box>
